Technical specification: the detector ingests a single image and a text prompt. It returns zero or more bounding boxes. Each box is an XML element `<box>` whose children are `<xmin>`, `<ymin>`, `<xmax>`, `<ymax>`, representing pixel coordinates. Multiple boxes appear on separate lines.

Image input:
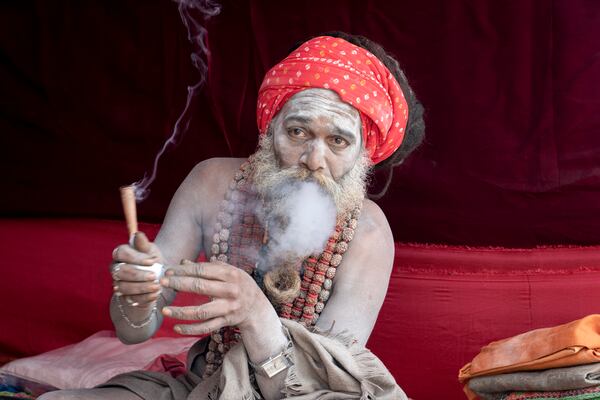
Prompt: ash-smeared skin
<box><xmin>41</xmin><ymin>90</ymin><xmax>395</xmax><ymax>400</ymax></box>
<box><xmin>272</xmin><ymin>89</ymin><xmax>363</xmax><ymax>181</ymax></box>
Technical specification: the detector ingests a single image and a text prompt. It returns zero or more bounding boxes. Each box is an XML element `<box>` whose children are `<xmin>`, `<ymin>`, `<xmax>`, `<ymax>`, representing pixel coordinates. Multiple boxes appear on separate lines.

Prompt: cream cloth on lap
<box><xmin>0</xmin><ymin>330</ymin><xmax>197</xmax><ymax>389</ymax></box>
<box><xmin>103</xmin><ymin>318</ymin><xmax>407</xmax><ymax>399</ymax></box>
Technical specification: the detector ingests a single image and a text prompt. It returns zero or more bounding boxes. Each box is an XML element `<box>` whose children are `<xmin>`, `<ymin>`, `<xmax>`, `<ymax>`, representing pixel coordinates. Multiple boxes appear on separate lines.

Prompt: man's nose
<box><xmin>300</xmin><ymin>141</ymin><xmax>326</xmax><ymax>172</ymax></box>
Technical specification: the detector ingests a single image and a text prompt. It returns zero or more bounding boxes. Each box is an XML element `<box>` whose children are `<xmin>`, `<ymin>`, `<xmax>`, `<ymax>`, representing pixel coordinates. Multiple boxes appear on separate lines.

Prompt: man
<box><xmin>40</xmin><ymin>32</ymin><xmax>424</xmax><ymax>399</ymax></box>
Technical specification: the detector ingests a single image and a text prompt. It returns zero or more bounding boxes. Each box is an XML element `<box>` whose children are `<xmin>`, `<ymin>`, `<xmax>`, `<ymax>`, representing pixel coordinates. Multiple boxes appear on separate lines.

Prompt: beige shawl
<box><xmin>103</xmin><ymin>318</ymin><xmax>406</xmax><ymax>399</ymax></box>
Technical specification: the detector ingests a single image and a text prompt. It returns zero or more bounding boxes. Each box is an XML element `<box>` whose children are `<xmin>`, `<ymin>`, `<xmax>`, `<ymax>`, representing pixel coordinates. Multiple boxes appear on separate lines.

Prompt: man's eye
<box><xmin>330</xmin><ymin>136</ymin><xmax>349</xmax><ymax>148</ymax></box>
<box><xmin>288</xmin><ymin>128</ymin><xmax>306</xmax><ymax>137</ymax></box>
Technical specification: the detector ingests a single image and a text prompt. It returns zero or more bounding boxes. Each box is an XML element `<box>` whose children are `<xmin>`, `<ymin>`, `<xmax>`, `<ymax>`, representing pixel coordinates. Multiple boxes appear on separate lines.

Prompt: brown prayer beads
<box><xmin>201</xmin><ymin>157</ymin><xmax>360</xmax><ymax>378</ymax></box>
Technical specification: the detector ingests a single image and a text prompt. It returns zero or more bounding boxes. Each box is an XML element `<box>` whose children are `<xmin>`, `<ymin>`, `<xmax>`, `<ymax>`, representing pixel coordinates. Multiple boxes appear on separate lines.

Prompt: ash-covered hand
<box><xmin>110</xmin><ymin>232</ymin><xmax>164</xmax><ymax>308</ymax></box>
<box><xmin>160</xmin><ymin>260</ymin><xmax>270</xmax><ymax>335</ymax></box>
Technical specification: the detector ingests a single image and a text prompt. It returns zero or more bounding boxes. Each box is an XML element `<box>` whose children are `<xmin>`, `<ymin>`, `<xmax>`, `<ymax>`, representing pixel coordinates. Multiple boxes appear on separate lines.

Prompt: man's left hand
<box><xmin>159</xmin><ymin>260</ymin><xmax>268</xmax><ymax>335</ymax></box>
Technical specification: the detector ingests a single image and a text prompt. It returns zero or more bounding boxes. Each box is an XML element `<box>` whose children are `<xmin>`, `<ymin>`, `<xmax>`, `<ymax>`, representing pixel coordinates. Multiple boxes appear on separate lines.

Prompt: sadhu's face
<box><xmin>271</xmin><ymin>89</ymin><xmax>363</xmax><ymax>182</ymax></box>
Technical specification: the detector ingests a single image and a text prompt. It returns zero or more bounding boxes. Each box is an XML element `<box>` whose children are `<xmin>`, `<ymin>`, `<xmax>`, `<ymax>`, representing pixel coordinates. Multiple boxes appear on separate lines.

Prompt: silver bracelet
<box><xmin>116</xmin><ymin>295</ymin><xmax>157</xmax><ymax>329</ymax></box>
<box><xmin>249</xmin><ymin>325</ymin><xmax>294</xmax><ymax>378</ymax></box>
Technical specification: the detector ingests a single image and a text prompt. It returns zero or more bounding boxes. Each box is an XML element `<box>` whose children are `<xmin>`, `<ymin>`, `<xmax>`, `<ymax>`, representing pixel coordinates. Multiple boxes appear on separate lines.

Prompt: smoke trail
<box><xmin>132</xmin><ymin>0</ymin><xmax>222</xmax><ymax>201</ymax></box>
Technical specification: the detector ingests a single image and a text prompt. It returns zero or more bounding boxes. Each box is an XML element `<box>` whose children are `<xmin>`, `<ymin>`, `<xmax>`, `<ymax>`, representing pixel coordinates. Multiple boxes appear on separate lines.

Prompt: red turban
<box><xmin>257</xmin><ymin>36</ymin><xmax>408</xmax><ymax>164</ymax></box>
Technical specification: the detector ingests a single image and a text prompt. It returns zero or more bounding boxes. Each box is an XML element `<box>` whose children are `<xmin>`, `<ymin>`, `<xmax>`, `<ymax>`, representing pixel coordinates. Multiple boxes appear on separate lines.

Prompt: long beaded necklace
<box><xmin>202</xmin><ymin>156</ymin><xmax>361</xmax><ymax>377</ymax></box>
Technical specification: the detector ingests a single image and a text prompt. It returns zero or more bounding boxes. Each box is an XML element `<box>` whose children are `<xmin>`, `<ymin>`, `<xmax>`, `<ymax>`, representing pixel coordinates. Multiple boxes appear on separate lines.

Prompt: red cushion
<box><xmin>367</xmin><ymin>243</ymin><xmax>600</xmax><ymax>399</ymax></box>
<box><xmin>4</xmin><ymin>219</ymin><xmax>600</xmax><ymax>399</ymax></box>
<box><xmin>0</xmin><ymin>218</ymin><xmax>204</xmax><ymax>360</ymax></box>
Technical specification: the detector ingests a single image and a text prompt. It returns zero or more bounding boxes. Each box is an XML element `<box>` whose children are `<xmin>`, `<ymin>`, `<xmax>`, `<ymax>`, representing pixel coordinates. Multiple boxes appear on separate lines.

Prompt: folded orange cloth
<box><xmin>459</xmin><ymin>314</ymin><xmax>600</xmax><ymax>399</ymax></box>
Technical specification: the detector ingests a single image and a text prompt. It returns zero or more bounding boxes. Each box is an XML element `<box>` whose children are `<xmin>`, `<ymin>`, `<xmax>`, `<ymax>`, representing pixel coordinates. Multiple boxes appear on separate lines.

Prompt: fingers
<box><xmin>124</xmin><ymin>291</ymin><xmax>161</xmax><ymax>306</ymax></box>
<box><xmin>162</xmin><ymin>299</ymin><xmax>228</xmax><ymax>321</ymax></box>
<box><xmin>160</xmin><ymin>276</ymin><xmax>234</xmax><ymax>298</ymax></box>
<box><xmin>166</xmin><ymin>260</ymin><xmax>236</xmax><ymax>282</ymax></box>
<box><xmin>114</xmin><ymin>280</ymin><xmax>161</xmax><ymax>296</ymax></box>
<box><xmin>113</xmin><ymin>278</ymin><xmax>161</xmax><ymax>308</ymax></box>
<box><xmin>112</xmin><ymin>231</ymin><xmax>161</xmax><ymax>266</ymax></box>
<box><xmin>112</xmin><ymin>244</ymin><xmax>158</xmax><ymax>266</ymax></box>
<box><xmin>172</xmin><ymin>317</ymin><xmax>228</xmax><ymax>336</ymax></box>
<box><xmin>133</xmin><ymin>232</ymin><xmax>153</xmax><ymax>253</ymax></box>
<box><xmin>112</xmin><ymin>263</ymin><xmax>158</xmax><ymax>282</ymax></box>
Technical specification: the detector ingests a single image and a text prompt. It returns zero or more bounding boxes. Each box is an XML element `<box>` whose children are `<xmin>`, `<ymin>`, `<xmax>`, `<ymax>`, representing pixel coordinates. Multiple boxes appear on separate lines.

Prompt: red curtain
<box><xmin>2</xmin><ymin>0</ymin><xmax>600</xmax><ymax>247</ymax></box>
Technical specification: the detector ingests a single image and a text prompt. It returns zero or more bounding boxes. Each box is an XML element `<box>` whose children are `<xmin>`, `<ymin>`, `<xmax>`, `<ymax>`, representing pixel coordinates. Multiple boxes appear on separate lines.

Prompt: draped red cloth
<box><xmin>256</xmin><ymin>36</ymin><xmax>408</xmax><ymax>164</ymax></box>
<box><xmin>3</xmin><ymin>1</ymin><xmax>600</xmax><ymax>246</ymax></box>
<box><xmin>4</xmin><ymin>219</ymin><xmax>600</xmax><ymax>399</ymax></box>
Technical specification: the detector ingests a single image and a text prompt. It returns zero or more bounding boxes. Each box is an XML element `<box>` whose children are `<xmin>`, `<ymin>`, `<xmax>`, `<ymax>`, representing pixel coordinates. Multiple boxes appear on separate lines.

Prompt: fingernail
<box><xmin>146</xmin><ymin>273</ymin><xmax>156</xmax><ymax>281</ymax></box>
<box><xmin>181</xmin><ymin>259</ymin><xmax>193</xmax><ymax>265</ymax></box>
<box><xmin>131</xmin><ymin>302</ymin><xmax>139</xmax><ymax>307</ymax></box>
<box><xmin>160</xmin><ymin>278</ymin><xmax>169</xmax><ymax>286</ymax></box>
<box><xmin>115</xmin><ymin>291</ymin><xmax>122</xmax><ymax>297</ymax></box>
<box><xmin>174</xmin><ymin>325</ymin><xmax>182</xmax><ymax>333</ymax></box>
<box><xmin>165</xmin><ymin>269</ymin><xmax>174</xmax><ymax>276</ymax></box>
<box><xmin>162</xmin><ymin>308</ymin><xmax>171</xmax><ymax>316</ymax></box>
<box><xmin>113</xmin><ymin>285</ymin><xmax>119</xmax><ymax>292</ymax></box>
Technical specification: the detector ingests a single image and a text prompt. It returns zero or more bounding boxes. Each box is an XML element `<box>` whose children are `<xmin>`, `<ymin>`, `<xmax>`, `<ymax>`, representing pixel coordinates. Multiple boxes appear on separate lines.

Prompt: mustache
<box><xmin>252</xmin><ymin>133</ymin><xmax>370</xmax><ymax>216</ymax></box>
<box><xmin>278</xmin><ymin>166</ymin><xmax>338</xmax><ymax>191</ymax></box>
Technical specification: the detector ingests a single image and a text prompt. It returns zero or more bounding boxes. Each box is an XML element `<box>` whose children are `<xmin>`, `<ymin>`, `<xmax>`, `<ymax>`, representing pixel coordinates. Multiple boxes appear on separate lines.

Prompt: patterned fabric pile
<box><xmin>0</xmin><ymin>372</ymin><xmax>56</xmax><ymax>399</ymax></box>
<box><xmin>459</xmin><ymin>315</ymin><xmax>600</xmax><ymax>400</ymax></box>
<box><xmin>504</xmin><ymin>386</ymin><xmax>600</xmax><ymax>400</ymax></box>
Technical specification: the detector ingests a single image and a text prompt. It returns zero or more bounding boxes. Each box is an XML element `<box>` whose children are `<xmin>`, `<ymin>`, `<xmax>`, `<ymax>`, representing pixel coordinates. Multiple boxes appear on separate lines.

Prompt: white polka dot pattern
<box><xmin>257</xmin><ymin>36</ymin><xmax>409</xmax><ymax>164</ymax></box>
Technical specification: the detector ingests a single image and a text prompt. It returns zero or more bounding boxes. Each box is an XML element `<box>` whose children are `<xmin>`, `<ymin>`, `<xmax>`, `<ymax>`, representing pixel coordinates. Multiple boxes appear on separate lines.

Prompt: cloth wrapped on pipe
<box><xmin>459</xmin><ymin>315</ymin><xmax>600</xmax><ymax>400</ymax></box>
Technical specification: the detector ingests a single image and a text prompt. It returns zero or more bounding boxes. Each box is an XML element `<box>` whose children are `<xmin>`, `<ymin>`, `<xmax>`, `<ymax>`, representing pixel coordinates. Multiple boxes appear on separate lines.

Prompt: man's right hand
<box><xmin>110</xmin><ymin>232</ymin><xmax>164</xmax><ymax>308</ymax></box>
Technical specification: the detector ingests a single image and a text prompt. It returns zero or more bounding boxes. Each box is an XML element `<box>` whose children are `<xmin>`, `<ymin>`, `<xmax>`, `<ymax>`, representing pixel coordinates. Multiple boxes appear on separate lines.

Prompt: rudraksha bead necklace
<box><xmin>202</xmin><ymin>156</ymin><xmax>360</xmax><ymax>378</ymax></box>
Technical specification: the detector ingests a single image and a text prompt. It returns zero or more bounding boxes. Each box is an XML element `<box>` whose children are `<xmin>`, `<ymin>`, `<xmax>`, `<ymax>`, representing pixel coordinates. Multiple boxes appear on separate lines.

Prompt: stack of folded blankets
<box><xmin>459</xmin><ymin>315</ymin><xmax>600</xmax><ymax>400</ymax></box>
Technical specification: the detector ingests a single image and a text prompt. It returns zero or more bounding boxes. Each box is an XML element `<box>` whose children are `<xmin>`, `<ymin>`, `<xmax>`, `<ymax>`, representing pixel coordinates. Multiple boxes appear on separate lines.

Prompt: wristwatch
<box><xmin>249</xmin><ymin>326</ymin><xmax>294</xmax><ymax>378</ymax></box>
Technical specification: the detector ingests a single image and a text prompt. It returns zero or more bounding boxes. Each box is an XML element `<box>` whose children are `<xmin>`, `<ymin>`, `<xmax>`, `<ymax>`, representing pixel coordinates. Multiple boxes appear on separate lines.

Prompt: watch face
<box><xmin>262</xmin><ymin>353</ymin><xmax>292</xmax><ymax>378</ymax></box>
<box><xmin>253</xmin><ymin>325</ymin><xmax>294</xmax><ymax>378</ymax></box>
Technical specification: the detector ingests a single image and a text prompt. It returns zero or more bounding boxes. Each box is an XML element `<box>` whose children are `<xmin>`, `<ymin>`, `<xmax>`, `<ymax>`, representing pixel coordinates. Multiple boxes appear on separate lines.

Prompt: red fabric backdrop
<box><xmin>2</xmin><ymin>1</ymin><xmax>600</xmax><ymax>244</ymax></box>
<box><xmin>4</xmin><ymin>218</ymin><xmax>600</xmax><ymax>398</ymax></box>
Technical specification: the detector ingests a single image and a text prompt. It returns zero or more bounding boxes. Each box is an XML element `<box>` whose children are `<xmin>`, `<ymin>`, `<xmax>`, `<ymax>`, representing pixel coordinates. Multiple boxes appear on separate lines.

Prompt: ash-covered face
<box><xmin>252</xmin><ymin>89</ymin><xmax>372</xmax><ymax>216</ymax></box>
<box><xmin>272</xmin><ymin>88</ymin><xmax>363</xmax><ymax>181</ymax></box>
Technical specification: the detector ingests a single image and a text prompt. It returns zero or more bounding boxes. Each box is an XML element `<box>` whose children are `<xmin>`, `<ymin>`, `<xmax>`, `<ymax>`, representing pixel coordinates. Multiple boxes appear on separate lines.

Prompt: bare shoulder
<box><xmin>353</xmin><ymin>198</ymin><xmax>394</xmax><ymax>251</ymax></box>
<box><xmin>334</xmin><ymin>198</ymin><xmax>395</xmax><ymax>284</ymax></box>
<box><xmin>193</xmin><ymin>157</ymin><xmax>246</xmax><ymax>172</ymax></box>
<box><xmin>186</xmin><ymin>157</ymin><xmax>246</xmax><ymax>218</ymax></box>
<box><xmin>189</xmin><ymin>157</ymin><xmax>246</xmax><ymax>186</ymax></box>
<box><xmin>183</xmin><ymin>158</ymin><xmax>245</xmax><ymax>198</ymax></box>
<box><xmin>163</xmin><ymin>157</ymin><xmax>246</xmax><ymax>228</ymax></box>
<box><xmin>156</xmin><ymin>157</ymin><xmax>248</xmax><ymax>262</ymax></box>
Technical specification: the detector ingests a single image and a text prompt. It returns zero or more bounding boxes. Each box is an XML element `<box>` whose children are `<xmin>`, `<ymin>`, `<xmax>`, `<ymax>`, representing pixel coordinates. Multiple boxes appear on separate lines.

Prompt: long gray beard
<box><xmin>251</xmin><ymin>134</ymin><xmax>372</xmax><ymax>217</ymax></box>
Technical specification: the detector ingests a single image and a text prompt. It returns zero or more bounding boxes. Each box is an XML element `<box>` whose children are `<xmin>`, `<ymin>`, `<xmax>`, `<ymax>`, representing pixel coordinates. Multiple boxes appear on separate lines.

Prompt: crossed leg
<box><xmin>38</xmin><ymin>387</ymin><xmax>143</xmax><ymax>400</ymax></box>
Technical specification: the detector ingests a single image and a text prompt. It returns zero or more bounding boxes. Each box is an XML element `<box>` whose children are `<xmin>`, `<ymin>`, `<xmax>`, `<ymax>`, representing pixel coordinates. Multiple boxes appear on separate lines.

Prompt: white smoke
<box><xmin>131</xmin><ymin>0</ymin><xmax>222</xmax><ymax>201</ymax></box>
<box><xmin>258</xmin><ymin>181</ymin><xmax>336</xmax><ymax>272</ymax></box>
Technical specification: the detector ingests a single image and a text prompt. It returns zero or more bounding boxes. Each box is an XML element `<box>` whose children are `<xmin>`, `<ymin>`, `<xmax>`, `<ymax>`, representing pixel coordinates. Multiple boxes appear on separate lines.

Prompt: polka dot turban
<box><xmin>257</xmin><ymin>36</ymin><xmax>408</xmax><ymax>164</ymax></box>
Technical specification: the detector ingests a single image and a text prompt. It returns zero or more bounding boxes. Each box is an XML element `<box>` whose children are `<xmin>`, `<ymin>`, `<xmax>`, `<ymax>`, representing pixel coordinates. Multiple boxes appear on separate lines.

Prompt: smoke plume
<box><xmin>131</xmin><ymin>0</ymin><xmax>222</xmax><ymax>201</ymax></box>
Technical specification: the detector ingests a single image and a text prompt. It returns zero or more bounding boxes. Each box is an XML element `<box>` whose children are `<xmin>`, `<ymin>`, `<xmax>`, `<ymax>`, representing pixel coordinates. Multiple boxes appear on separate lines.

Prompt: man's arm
<box><xmin>110</xmin><ymin>159</ymin><xmax>223</xmax><ymax>344</ymax></box>
<box><xmin>240</xmin><ymin>199</ymin><xmax>394</xmax><ymax>397</ymax></box>
<box><xmin>316</xmin><ymin>199</ymin><xmax>395</xmax><ymax>346</ymax></box>
<box><xmin>160</xmin><ymin>198</ymin><xmax>395</xmax><ymax>399</ymax></box>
